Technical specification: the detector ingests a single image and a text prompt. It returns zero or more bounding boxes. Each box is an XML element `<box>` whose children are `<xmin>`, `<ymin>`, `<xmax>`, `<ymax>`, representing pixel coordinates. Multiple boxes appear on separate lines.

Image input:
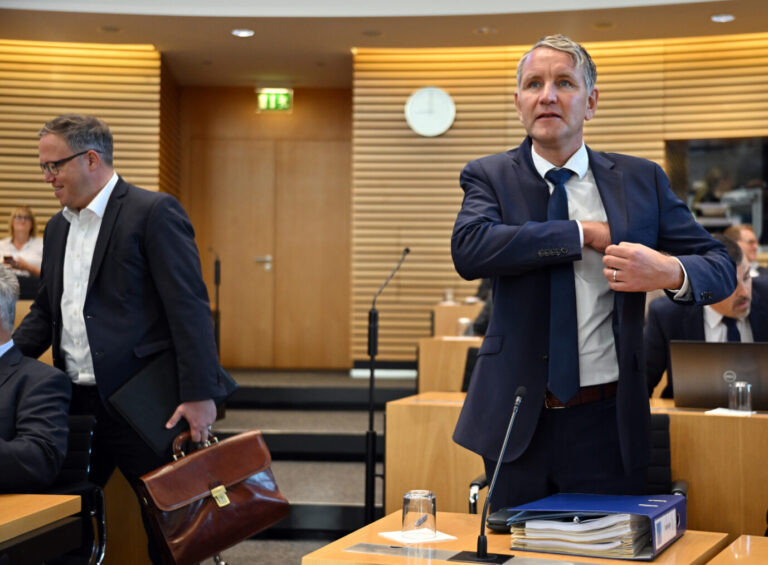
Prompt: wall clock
<box><xmin>404</xmin><ymin>87</ymin><xmax>456</xmax><ymax>137</ymax></box>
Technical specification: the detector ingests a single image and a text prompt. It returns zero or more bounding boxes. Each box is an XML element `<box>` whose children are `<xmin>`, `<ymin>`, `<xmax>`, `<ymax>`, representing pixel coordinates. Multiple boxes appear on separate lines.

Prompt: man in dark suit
<box><xmin>14</xmin><ymin>114</ymin><xmax>231</xmax><ymax>561</ymax></box>
<box><xmin>0</xmin><ymin>266</ymin><xmax>70</xmax><ymax>492</ymax></box>
<box><xmin>646</xmin><ymin>234</ymin><xmax>768</xmax><ymax>398</ymax></box>
<box><xmin>451</xmin><ymin>35</ymin><xmax>735</xmax><ymax>510</ymax></box>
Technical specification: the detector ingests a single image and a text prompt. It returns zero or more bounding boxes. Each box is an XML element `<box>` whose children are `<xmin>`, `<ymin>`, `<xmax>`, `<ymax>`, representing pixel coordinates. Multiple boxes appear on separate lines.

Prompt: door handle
<box><xmin>254</xmin><ymin>254</ymin><xmax>272</xmax><ymax>271</ymax></box>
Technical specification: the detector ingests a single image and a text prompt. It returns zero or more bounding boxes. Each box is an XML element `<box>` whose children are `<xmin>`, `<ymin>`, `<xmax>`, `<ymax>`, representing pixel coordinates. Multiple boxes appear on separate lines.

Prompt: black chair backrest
<box><xmin>51</xmin><ymin>415</ymin><xmax>96</xmax><ymax>488</ymax></box>
<box><xmin>461</xmin><ymin>347</ymin><xmax>480</xmax><ymax>392</ymax></box>
<box><xmin>646</xmin><ymin>413</ymin><xmax>672</xmax><ymax>494</ymax></box>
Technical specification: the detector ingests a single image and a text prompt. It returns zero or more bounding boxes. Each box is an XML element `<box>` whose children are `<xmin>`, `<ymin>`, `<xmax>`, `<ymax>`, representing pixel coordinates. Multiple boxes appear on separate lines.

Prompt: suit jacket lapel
<box><xmin>688</xmin><ymin>305</ymin><xmax>706</xmax><ymax>340</ymax></box>
<box><xmin>88</xmin><ymin>177</ymin><xmax>127</xmax><ymax>292</ymax></box>
<box><xmin>0</xmin><ymin>346</ymin><xmax>22</xmax><ymax>388</ymax></box>
<box><xmin>512</xmin><ymin>137</ymin><xmax>550</xmax><ymax>220</ymax></box>
<box><xmin>588</xmin><ymin>148</ymin><xmax>628</xmax><ymax>244</ymax></box>
<box><xmin>47</xmin><ymin>215</ymin><xmax>70</xmax><ymax>307</ymax></box>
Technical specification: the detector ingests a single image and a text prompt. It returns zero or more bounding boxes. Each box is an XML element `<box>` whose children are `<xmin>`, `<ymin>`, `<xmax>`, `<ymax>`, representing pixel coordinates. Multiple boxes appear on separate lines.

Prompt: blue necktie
<box><xmin>722</xmin><ymin>316</ymin><xmax>741</xmax><ymax>342</ymax></box>
<box><xmin>545</xmin><ymin>168</ymin><xmax>579</xmax><ymax>403</ymax></box>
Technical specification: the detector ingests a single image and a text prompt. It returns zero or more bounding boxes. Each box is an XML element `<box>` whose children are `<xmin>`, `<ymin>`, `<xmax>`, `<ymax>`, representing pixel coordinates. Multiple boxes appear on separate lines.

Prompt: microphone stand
<box><xmin>449</xmin><ymin>386</ymin><xmax>526</xmax><ymax>563</ymax></box>
<box><xmin>364</xmin><ymin>247</ymin><xmax>410</xmax><ymax>525</ymax></box>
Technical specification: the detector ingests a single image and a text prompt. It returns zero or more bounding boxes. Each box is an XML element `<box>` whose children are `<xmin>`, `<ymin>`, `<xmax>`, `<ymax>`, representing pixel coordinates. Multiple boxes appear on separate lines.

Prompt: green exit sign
<box><xmin>257</xmin><ymin>88</ymin><xmax>293</xmax><ymax>112</ymax></box>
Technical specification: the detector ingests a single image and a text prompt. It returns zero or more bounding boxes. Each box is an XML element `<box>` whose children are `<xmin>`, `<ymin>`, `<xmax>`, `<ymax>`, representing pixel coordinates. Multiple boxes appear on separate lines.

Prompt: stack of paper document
<box><xmin>510</xmin><ymin>513</ymin><xmax>651</xmax><ymax>558</ymax></box>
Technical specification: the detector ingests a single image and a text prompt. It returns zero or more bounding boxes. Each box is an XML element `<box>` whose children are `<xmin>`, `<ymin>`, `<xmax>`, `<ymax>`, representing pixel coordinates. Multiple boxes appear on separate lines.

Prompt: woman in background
<box><xmin>0</xmin><ymin>206</ymin><xmax>42</xmax><ymax>298</ymax></box>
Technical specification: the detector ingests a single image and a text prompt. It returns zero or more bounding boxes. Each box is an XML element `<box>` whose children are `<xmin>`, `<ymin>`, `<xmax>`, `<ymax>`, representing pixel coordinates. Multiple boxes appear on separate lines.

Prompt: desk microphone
<box><xmin>368</xmin><ymin>247</ymin><xmax>409</xmax><ymax>357</ymax></box>
<box><xmin>449</xmin><ymin>386</ymin><xmax>526</xmax><ymax>564</ymax></box>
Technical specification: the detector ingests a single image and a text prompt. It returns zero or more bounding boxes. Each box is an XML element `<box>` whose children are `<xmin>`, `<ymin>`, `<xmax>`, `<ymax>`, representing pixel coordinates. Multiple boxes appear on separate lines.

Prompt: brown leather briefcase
<box><xmin>138</xmin><ymin>430</ymin><xmax>289</xmax><ymax>564</ymax></box>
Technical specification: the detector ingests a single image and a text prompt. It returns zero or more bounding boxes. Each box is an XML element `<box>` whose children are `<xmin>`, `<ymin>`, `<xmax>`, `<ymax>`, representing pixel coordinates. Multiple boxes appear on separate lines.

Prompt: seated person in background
<box><xmin>0</xmin><ymin>206</ymin><xmax>43</xmax><ymax>299</ymax></box>
<box><xmin>724</xmin><ymin>223</ymin><xmax>767</xmax><ymax>278</ymax></box>
<box><xmin>0</xmin><ymin>267</ymin><xmax>70</xmax><ymax>492</ymax></box>
<box><xmin>645</xmin><ymin>234</ymin><xmax>768</xmax><ymax>398</ymax></box>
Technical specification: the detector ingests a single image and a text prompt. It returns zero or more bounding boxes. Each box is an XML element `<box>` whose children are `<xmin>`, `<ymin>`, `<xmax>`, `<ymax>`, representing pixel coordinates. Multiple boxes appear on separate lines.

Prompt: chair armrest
<box><xmin>670</xmin><ymin>479</ymin><xmax>688</xmax><ymax>497</ymax></box>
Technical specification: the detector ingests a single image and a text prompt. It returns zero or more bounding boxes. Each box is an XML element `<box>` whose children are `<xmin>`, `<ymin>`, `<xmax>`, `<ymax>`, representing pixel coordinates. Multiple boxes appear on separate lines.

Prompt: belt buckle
<box><xmin>544</xmin><ymin>394</ymin><xmax>565</xmax><ymax>409</ymax></box>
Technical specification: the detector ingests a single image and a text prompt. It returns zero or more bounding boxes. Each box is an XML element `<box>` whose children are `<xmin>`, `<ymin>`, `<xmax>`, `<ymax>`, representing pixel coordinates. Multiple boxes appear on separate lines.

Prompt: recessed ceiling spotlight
<box><xmin>711</xmin><ymin>14</ymin><xmax>735</xmax><ymax>23</ymax></box>
<box><xmin>231</xmin><ymin>29</ymin><xmax>255</xmax><ymax>38</ymax></box>
<box><xmin>362</xmin><ymin>29</ymin><xmax>382</xmax><ymax>37</ymax></box>
<box><xmin>474</xmin><ymin>27</ymin><xmax>497</xmax><ymax>36</ymax></box>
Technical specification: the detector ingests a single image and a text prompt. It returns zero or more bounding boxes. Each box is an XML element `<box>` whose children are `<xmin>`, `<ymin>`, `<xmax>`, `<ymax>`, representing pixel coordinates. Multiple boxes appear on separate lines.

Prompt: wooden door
<box><xmin>274</xmin><ymin>140</ymin><xmax>351</xmax><ymax>367</ymax></box>
<box><xmin>187</xmin><ymin>138</ymin><xmax>276</xmax><ymax>367</ymax></box>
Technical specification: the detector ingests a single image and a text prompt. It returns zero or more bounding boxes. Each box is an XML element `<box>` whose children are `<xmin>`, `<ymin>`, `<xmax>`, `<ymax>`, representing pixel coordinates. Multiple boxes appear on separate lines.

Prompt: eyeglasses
<box><xmin>39</xmin><ymin>149</ymin><xmax>97</xmax><ymax>175</ymax></box>
<box><xmin>13</xmin><ymin>215</ymin><xmax>32</xmax><ymax>221</ymax></box>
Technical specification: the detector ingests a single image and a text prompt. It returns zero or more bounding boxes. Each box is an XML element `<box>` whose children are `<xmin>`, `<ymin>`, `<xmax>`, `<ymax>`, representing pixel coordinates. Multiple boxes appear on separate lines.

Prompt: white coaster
<box><xmin>378</xmin><ymin>530</ymin><xmax>457</xmax><ymax>544</ymax></box>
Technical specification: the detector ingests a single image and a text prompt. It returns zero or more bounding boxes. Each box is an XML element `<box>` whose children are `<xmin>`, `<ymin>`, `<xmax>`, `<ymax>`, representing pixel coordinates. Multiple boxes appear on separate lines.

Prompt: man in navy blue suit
<box><xmin>14</xmin><ymin>114</ymin><xmax>231</xmax><ymax>562</ymax></box>
<box><xmin>646</xmin><ymin>234</ymin><xmax>768</xmax><ymax>398</ymax></box>
<box><xmin>451</xmin><ymin>34</ymin><xmax>735</xmax><ymax>510</ymax></box>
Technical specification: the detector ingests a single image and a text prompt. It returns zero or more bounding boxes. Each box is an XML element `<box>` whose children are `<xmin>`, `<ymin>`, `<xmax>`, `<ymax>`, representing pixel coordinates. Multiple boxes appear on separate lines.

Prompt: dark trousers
<box><xmin>482</xmin><ymin>396</ymin><xmax>647</xmax><ymax>512</ymax></box>
<box><xmin>70</xmin><ymin>384</ymin><xmax>171</xmax><ymax>564</ymax></box>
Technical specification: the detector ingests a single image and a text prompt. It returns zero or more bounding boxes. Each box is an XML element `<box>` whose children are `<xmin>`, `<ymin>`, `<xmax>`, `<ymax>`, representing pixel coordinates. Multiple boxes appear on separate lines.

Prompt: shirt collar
<box><xmin>531</xmin><ymin>142</ymin><xmax>589</xmax><ymax>181</ymax></box>
<box><xmin>0</xmin><ymin>339</ymin><xmax>14</xmax><ymax>359</ymax></box>
<box><xmin>63</xmin><ymin>172</ymin><xmax>119</xmax><ymax>223</ymax></box>
<box><xmin>703</xmin><ymin>304</ymin><xmax>744</xmax><ymax>329</ymax></box>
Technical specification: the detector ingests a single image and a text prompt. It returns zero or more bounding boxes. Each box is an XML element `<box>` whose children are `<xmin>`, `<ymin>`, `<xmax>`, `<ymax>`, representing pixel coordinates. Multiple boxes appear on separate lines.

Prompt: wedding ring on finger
<box><xmin>613</xmin><ymin>268</ymin><xmax>618</xmax><ymax>282</ymax></box>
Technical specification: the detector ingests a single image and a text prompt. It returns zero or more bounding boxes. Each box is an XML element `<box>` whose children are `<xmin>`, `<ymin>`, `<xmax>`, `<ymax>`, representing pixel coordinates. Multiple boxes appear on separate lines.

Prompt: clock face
<box><xmin>404</xmin><ymin>87</ymin><xmax>456</xmax><ymax>137</ymax></box>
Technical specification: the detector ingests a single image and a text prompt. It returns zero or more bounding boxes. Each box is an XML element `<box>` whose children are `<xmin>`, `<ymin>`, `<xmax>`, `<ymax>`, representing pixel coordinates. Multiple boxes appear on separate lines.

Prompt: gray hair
<box><xmin>517</xmin><ymin>34</ymin><xmax>598</xmax><ymax>92</ymax></box>
<box><xmin>39</xmin><ymin>114</ymin><xmax>114</xmax><ymax>166</ymax></box>
<box><xmin>0</xmin><ymin>267</ymin><xmax>19</xmax><ymax>333</ymax></box>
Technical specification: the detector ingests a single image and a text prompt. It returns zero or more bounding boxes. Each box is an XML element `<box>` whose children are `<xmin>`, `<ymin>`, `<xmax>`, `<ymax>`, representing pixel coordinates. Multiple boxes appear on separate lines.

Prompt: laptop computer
<box><xmin>669</xmin><ymin>340</ymin><xmax>768</xmax><ymax>411</ymax></box>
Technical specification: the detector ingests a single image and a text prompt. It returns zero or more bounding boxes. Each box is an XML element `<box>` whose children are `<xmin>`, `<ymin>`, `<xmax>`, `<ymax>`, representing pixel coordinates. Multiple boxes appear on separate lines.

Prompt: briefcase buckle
<box><xmin>211</xmin><ymin>485</ymin><xmax>230</xmax><ymax>508</ymax></box>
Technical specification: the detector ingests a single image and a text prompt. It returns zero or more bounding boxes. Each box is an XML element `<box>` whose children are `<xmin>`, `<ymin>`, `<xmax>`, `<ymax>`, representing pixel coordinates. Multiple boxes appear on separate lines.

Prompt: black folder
<box><xmin>108</xmin><ymin>350</ymin><xmax>187</xmax><ymax>456</ymax></box>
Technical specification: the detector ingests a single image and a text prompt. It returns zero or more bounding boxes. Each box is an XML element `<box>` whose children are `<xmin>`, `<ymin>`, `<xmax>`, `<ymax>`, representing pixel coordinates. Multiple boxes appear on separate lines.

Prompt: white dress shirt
<box><xmin>60</xmin><ymin>172</ymin><xmax>118</xmax><ymax>385</ymax></box>
<box><xmin>703</xmin><ymin>306</ymin><xmax>754</xmax><ymax>343</ymax></box>
<box><xmin>531</xmin><ymin>145</ymin><xmax>618</xmax><ymax>386</ymax></box>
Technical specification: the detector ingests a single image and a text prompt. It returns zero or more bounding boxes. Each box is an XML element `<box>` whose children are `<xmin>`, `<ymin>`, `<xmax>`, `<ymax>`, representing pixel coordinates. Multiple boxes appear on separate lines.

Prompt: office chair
<box><xmin>48</xmin><ymin>415</ymin><xmax>107</xmax><ymax>565</ymax></box>
<box><xmin>468</xmin><ymin>412</ymin><xmax>687</xmax><ymax>514</ymax></box>
<box><xmin>461</xmin><ymin>347</ymin><xmax>480</xmax><ymax>393</ymax></box>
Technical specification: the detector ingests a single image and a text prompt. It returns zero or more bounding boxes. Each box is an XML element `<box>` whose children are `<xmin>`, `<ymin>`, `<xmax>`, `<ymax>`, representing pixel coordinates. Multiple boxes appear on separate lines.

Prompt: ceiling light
<box><xmin>231</xmin><ymin>29</ymin><xmax>255</xmax><ymax>38</ymax></box>
<box><xmin>711</xmin><ymin>14</ymin><xmax>735</xmax><ymax>23</ymax></box>
<box><xmin>474</xmin><ymin>27</ymin><xmax>497</xmax><ymax>36</ymax></box>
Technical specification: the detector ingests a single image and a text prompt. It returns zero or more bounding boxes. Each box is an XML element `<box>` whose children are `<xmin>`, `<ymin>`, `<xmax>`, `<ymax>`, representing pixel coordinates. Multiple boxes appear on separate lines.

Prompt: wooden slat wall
<box><xmin>0</xmin><ymin>39</ymin><xmax>161</xmax><ymax>237</ymax></box>
<box><xmin>352</xmin><ymin>33</ymin><xmax>768</xmax><ymax>362</ymax></box>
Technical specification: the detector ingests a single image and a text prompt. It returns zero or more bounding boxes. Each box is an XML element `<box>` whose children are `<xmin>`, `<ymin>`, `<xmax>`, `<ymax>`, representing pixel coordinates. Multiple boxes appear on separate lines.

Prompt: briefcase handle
<box><xmin>172</xmin><ymin>430</ymin><xmax>219</xmax><ymax>460</ymax></box>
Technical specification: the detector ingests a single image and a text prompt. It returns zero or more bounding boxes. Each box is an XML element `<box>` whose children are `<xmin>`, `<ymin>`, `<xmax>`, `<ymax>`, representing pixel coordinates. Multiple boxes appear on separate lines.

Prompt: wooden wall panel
<box><xmin>352</xmin><ymin>33</ymin><xmax>768</xmax><ymax>362</ymax></box>
<box><xmin>0</xmin><ymin>39</ymin><xmax>160</xmax><ymax>237</ymax></box>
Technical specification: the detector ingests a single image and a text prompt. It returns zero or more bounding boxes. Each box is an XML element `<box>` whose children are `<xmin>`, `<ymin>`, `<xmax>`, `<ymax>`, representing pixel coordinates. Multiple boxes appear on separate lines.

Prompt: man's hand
<box><xmin>602</xmin><ymin>242</ymin><xmax>684</xmax><ymax>292</ymax></box>
<box><xmin>582</xmin><ymin>221</ymin><xmax>611</xmax><ymax>253</ymax></box>
<box><xmin>166</xmin><ymin>399</ymin><xmax>216</xmax><ymax>443</ymax></box>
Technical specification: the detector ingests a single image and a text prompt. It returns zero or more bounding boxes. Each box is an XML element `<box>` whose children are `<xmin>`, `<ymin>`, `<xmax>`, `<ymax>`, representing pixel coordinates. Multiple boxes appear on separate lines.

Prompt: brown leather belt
<box><xmin>545</xmin><ymin>381</ymin><xmax>618</xmax><ymax>409</ymax></box>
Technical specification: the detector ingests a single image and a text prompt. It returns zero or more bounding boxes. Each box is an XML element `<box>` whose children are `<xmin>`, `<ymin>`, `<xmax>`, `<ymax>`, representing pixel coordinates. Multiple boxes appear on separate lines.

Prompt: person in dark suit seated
<box><xmin>0</xmin><ymin>267</ymin><xmax>70</xmax><ymax>492</ymax></box>
<box><xmin>451</xmin><ymin>34</ymin><xmax>735</xmax><ymax>510</ymax></box>
<box><xmin>645</xmin><ymin>234</ymin><xmax>768</xmax><ymax>398</ymax></box>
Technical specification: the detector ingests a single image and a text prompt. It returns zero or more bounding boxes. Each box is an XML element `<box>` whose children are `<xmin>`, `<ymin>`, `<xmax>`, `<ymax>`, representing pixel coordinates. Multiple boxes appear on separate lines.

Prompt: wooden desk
<box><xmin>0</xmin><ymin>494</ymin><xmax>80</xmax><ymax>544</ymax></box>
<box><xmin>417</xmin><ymin>337</ymin><xmax>482</xmax><ymax>393</ymax></box>
<box><xmin>386</xmin><ymin>393</ymin><xmax>768</xmax><ymax>537</ymax></box>
<box><xmin>386</xmin><ymin>392</ymin><xmax>484</xmax><ymax>515</ymax></box>
<box><xmin>708</xmin><ymin>535</ymin><xmax>768</xmax><ymax>564</ymax></box>
<box><xmin>302</xmin><ymin>511</ymin><xmax>728</xmax><ymax>565</ymax></box>
<box><xmin>651</xmin><ymin>399</ymin><xmax>768</xmax><ymax>536</ymax></box>
<box><xmin>431</xmin><ymin>303</ymin><xmax>483</xmax><ymax>337</ymax></box>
